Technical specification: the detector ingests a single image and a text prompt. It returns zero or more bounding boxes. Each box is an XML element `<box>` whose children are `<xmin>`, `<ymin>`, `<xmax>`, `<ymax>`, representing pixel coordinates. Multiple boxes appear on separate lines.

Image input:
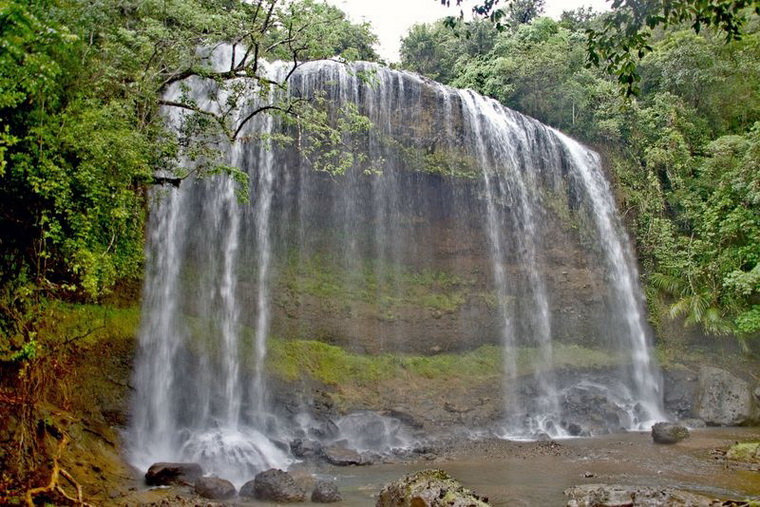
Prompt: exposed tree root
<box><xmin>24</xmin><ymin>434</ymin><xmax>92</xmax><ymax>507</ymax></box>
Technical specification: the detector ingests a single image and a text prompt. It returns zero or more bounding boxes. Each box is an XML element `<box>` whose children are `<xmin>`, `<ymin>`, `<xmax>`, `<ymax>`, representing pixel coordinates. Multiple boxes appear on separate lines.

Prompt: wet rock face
<box><xmin>376</xmin><ymin>469</ymin><xmax>489</xmax><ymax>507</ymax></box>
<box><xmin>651</xmin><ymin>422</ymin><xmax>689</xmax><ymax>444</ymax></box>
<box><xmin>695</xmin><ymin>366</ymin><xmax>757</xmax><ymax>425</ymax></box>
<box><xmin>194</xmin><ymin>476</ymin><xmax>236</xmax><ymax>500</ymax></box>
<box><xmin>241</xmin><ymin>468</ymin><xmax>306</xmax><ymax>502</ymax></box>
<box><xmin>144</xmin><ymin>462</ymin><xmax>202</xmax><ymax>486</ymax></box>
<box><xmin>564</xmin><ymin>484</ymin><xmax>717</xmax><ymax>506</ymax></box>
<box><xmin>662</xmin><ymin>366</ymin><xmax>699</xmax><ymax>419</ymax></box>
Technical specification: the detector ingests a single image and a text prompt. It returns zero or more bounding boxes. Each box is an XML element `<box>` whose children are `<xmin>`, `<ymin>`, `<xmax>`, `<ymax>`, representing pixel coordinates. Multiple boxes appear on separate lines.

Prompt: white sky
<box><xmin>325</xmin><ymin>0</ymin><xmax>611</xmax><ymax>62</ymax></box>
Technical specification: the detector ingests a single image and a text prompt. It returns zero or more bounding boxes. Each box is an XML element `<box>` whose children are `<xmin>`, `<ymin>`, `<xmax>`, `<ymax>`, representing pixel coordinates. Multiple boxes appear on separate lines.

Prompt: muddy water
<box><xmin>299</xmin><ymin>428</ymin><xmax>760</xmax><ymax>506</ymax></box>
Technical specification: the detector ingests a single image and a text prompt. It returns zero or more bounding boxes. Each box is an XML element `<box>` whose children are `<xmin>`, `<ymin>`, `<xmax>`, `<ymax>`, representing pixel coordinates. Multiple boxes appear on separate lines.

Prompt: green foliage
<box><xmin>0</xmin><ymin>0</ymin><xmax>379</xmax><ymax>364</ymax></box>
<box><xmin>586</xmin><ymin>0</ymin><xmax>760</xmax><ymax>96</ymax></box>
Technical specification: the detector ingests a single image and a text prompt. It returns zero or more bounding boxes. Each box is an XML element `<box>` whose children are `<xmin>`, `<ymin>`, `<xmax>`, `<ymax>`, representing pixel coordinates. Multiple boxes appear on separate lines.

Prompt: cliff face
<box><xmin>130</xmin><ymin>59</ymin><xmax>663</xmax><ymax>475</ymax></box>
<box><xmin>175</xmin><ymin>62</ymin><xmax>619</xmax><ymax>356</ymax></box>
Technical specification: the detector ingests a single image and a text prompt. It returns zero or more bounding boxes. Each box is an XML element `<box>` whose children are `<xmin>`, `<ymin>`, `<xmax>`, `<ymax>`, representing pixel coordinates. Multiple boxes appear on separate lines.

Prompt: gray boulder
<box><xmin>651</xmin><ymin>422</ymin><xmax>689</xmax><ymax>444</ymax></box>
<box><xmin>240</xmin><ymin>468</ymin><xmax>305</xmax><ymax>502</ymax></box>
<box><xmin>311</xmin><ymin>480</ymin><xmax>342</xmax><ymax>503</ymax></box>
<box><xmin>695</xmin><ymin>366</ymin><xmax>755</xmax><ymax>425</ymax></box>
<box><xmin>290</xmin><ymin>438</ymin><xmax>323</xmax><ymax>459</ymax></box>
<box><xmin>662</xmin><ymin>367</ymin><xmax>699</xmax><ymax>419</ymax></box>
<box><xmin>145</xmin><ymin>462</ymin><xmax>203</xmax><ymax>486</ymax></box>
<box><xmin>322</xmin><ymin>443</ymin><xmax>367</xmax><ymax>466</ymax></box>
<box><xmin>564</xmin><ymin>484</ymin><xmax>715</xmax><ymax>506</ymax></box>
<box><xmin>679</xmin><ymin>418</ymin><xmax>706</xmax><ymax>428</ymax></box>
<box><xmin>194</xmin><ymin>476</ymin><xmax>236</xmax><ymax>500</ymax></box>
<box><xmin>376</xmin><ymin>469</ymin><xmax>489</xmax><ymax>506</ymax></box>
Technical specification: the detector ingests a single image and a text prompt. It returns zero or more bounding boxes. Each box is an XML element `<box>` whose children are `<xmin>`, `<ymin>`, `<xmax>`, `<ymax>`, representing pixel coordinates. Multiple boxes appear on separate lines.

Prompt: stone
<box><xmin>311</xmin><ymin>480</ymin><xmax>342</xmax><ymax>503</ymax></box>
<box><xmin>194</xmin><ymin>476</ymin><xmax>236</xmax><ymax>500</ymax></box>
<box><xmin>290</xmin><ymin>438</ymin><xmax>323</xmax><ymax>459</ymax></box>
<box><xmin>679</xmin><ymin>418</ymin><xmax>706</xmax><ymax>428</ymax></box>
<box><xmin>662</xmin><ymin>367</ymin><xmax>699</xmax><ymax>419</ymax></box>
<box><xmin>376</xmin><ymin>469</ymin><xmax>489</xmax><ymax>506</ymax></box>
<box><xmin>145</xmin><ymin>462</ymin><xmax>203</xmax><ymax>486</ymax></box>
<box><xmin>726</xmin><ymin>442</ymin><xmax>760</xmax><ymax>463</ymax></box>
<box><xmin>240</xmin><ymin>468</ymin><xmax>306</xmax><ymax>502</ymax></box>
<box><xmin>651</xmin><ymin>422</ymin><xmax>689</xmax><ymax>444</ymax></box>
<box><xmin>322</xmin><ymin>443</ymin><xmax>366</xmax><ymax>466</ymax></box>
<box><xmin>564</xmin><ymin>484</ymin><xmax>716</xmax><ymax>506</ymax></box>
<box><xmin>695</xmin><ymin>366</ymin><xmax>755</xmax><ymax>425</ymax></box>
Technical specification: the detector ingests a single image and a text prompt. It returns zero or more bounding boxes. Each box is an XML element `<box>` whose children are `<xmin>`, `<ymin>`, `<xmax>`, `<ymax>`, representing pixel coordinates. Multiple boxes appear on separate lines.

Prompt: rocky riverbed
<box><xmin>114</xmin><ymin>427</ymin><xmax>759</xmax><ymax>505</ymax></box>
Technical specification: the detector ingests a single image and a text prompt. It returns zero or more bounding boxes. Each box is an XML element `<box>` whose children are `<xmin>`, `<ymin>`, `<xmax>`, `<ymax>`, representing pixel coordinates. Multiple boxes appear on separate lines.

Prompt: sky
<box><xmin>325</xmin><ymin>0</ymin><xmax>611</xmax><ymax>62</ymax></box>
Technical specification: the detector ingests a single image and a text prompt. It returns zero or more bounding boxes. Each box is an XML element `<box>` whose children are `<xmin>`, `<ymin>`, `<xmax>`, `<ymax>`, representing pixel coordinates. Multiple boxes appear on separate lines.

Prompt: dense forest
<box><xmin>1</xmin><ymin>0</ymin><xmax>759</xmax><ymax>500</ymax></box>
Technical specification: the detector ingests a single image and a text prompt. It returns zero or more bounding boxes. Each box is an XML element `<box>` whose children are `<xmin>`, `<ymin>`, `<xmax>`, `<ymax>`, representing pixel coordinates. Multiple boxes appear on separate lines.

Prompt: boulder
<box><xmin>145</xmin><ymin>462</ymin><xmax>203</xmax><ymax>486</ymax></box>
<box><xmin>322</xmin><ymin>443</ymin><xmax>366</xmax><ymax>466</ymax></box>
<box><xmin>662</xmin><ymin>367</ymin><xmax>699</xmax><ymax>419</ymax></box>
<box><xmin>695</xmin><ymin>366</ymin><xmax>755</xmax><ymax>425</ymax></box>
<box><xmin>240</xmin><ymin>468</ymin><xmax>305</xmax><ymax>502</ymax></box>
<box><xmin>311</xmin><ymin>480</ymin><xmax>342</xmax><ymax>503</ymax></box>
<box><xmin>194</xmin><ymin>476</ymin><xmax>236</xmax><ymax>500</ymax></box>
<box><xmin>564</xmin><ymin>484</ymin><xmax>716</xmax><ymax>506</ymax></box>
<box><xmin>651</xmin><ymin>422</ymin><xmax>689</xmax><ymax>444</ymax></box>
<box><xmin>290</xmin><ymin>438</ymin><xmax>323</xmax><ymax>459</ymax></box>
<box><xmin>679</xmin><ymin>418</ymin><xmax>706</xmax><ymax>429</ymax></box>
<box><xmin>376</xmin><ymin>469</ymin><xmax>489</xmax><ymax>506</ymax></box>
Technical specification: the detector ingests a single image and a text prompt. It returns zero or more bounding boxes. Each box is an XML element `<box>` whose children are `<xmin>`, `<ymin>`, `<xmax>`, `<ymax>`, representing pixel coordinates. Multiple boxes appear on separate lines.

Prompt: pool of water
<box><xmin>293</xmin><ymin>427</ymin><xmax>760</xmax><ymax>506</ymax></box>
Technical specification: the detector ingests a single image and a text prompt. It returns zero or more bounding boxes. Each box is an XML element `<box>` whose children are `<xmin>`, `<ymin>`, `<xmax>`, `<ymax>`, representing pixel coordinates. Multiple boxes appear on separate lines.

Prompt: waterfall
<box><xmin>129</xmin><ymin>56</ymin><xmax>666</xmax><ymax>481</ymax></box>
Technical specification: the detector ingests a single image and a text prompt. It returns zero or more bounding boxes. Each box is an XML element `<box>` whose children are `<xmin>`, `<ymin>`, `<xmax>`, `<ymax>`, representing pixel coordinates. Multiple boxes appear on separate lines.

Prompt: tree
<box><xmin>0</xmin><ymin>0</ymin><xmax>380</xmax><ymax>495</ymax></box>
<box><xmin>438</xmin><ymin>0</ymin><xmax>760</xmax><ymax>95</ymax></box>
<box><xmin>586</xmin><ymin>0</ymin><xmax>760</xmax><ymax>94</ymax></box>
<box><xmin>0</xmin><ymin>0</ymin><xmax>377</xmax><ymax>306</ymax></box>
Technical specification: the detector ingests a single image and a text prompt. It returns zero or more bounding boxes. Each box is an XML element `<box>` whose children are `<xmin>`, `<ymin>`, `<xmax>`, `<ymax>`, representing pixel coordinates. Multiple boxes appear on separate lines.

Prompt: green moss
<box><xmin>266</xmin><ymin>338</ymin><xmax>617</xmax><ymax>388</ymax></box>
<box><xmin>278</xmin><ymin>253</ymin><xmax>471</xmax><ymax>314</ymax></box>
<box><xmin>37</xmin><ymin>301</ymin><xmax>139</xmax><ymax>348</ymax></box>
<box><xmin>267</xmin><ymin>339</ymin><xmax>503</xmax><ymax>387</ymax></box>
<box><xmin>726</xmin><ymin>442</ymin><xmax>760</xmax><ymax>463</ymax></box>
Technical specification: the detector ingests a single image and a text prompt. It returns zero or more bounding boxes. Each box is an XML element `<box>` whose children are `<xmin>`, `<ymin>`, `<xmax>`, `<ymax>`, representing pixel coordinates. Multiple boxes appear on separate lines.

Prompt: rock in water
<box><xmin>311</xmin><ymin>480</ymin><xmax>342</xmax><ymax>503</ymax></box>
<box><xmin>290</xmin><ymin>438</ymin><xmax>323</xmax><ymax>459</ymax></box>
<box><xmin>695</xmin><ymin>366</ymin><xmax>756</xmax><ymax>425</ymax></box>
<box><xmin>322</xmin><ymin>444</ymin><xmax>366</xmax><ymax>466</ymax></box>
<box><xmin>376</xmin><ymin>469</ymin><xmax>489</xmax><ymax>506</ymax></box>
<box><xmin>651</xmin><ymin>422</ymin><xmax>690</xmax><ymax>444</ymax></box>
<box><xmin>145</xmin><ymin>462</ymin><xmax>203</xmax><ymax>486</ymax></box>
<box><xmin>194</xmin><ymin>476</ymin><xmax>236</xmax><ymax>500</ymax></box>
<box><xmin>240</xmin><ymin>468</ymin><xmax>306</xmax><ymax>502</ymax></box>
<box><xmin>564</xmin><ymin>484</ymin><xmax>716</xmax><ymax>506</ymax></box>
<box><xmin>726</xmin><ymin>442</ymin><xmax>760</xmax><ymax>463</ymax></box>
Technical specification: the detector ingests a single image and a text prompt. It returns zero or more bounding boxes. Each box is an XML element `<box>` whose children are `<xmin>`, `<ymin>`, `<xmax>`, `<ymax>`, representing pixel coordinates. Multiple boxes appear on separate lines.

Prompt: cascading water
<box><xmin>129</xmin><ymin>53</ymin><xmax>666</xmax><ymax>482</ymax></box>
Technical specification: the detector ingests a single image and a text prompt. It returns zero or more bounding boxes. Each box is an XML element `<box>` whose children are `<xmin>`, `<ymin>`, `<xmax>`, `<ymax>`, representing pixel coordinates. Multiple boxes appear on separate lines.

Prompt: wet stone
<box><xmin>194</xmin><ymin>476</ymin><xmax>236</xmax><ymax>500</ymax></box>
<box><xmin>241</xmin><ymin>468</ymin><xmax>306</xmax><ymax>502</ymax></box>
<box><xmin>311</xmin><ymin>480</ymin><xmax>342</xmax><ymax>503</ymax></box>
<box><xmin>145</xmin><ymin>462</ymin><xmax>203</xmax><ymax>486</ymax></box>
<box><xmin>651</xmin><ymin>422</ymin><xmax>689</xmax><ymax>444</ymax></box>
